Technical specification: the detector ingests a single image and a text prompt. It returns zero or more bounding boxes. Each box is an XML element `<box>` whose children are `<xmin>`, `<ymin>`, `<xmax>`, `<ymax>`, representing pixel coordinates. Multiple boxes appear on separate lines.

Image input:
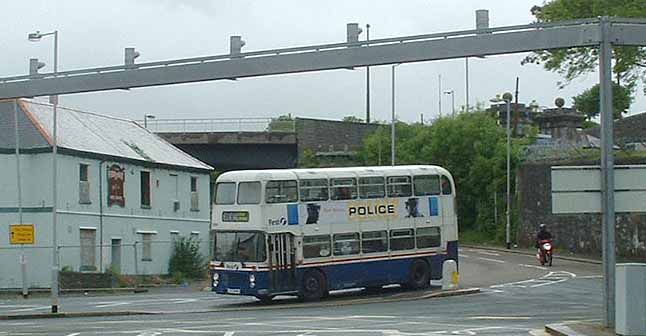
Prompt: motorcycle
<box><xmin>536</xmin><ymin>239</ymin><xmax>553</xmax><ymax>266</ymax></box>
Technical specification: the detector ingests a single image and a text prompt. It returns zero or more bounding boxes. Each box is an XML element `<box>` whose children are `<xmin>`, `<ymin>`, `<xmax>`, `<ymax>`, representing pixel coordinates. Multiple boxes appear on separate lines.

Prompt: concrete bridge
<box><xmin>147</xmin><ymin>117</ymin><xmax>379</xmax><ymax>171</ymax></box>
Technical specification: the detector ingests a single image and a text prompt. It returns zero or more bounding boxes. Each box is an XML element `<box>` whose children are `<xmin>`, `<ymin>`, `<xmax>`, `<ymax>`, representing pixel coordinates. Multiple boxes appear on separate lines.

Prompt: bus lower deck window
<box><xmin>390</xmin><ymin>229</ymin><xmax>415</xmax><ymax>251</ymax></box>
<box><xmin>362</xmin><ymin>231</ymin><xmax>388</xmax><ymax>253</ymax></box>
<box><xmin>416</xmin><ymin>227</ymin><xmax>441</xmax><ymax>248</ymax></box>
<box><xmin>303</xmin><ymin>235</ymin><xmax>331</xmax><ymax>258</ymax></box>
<box><xmin>333</xmin><ymin>233</ymin><xmax>360</xmax><ymax>255</ymax></box>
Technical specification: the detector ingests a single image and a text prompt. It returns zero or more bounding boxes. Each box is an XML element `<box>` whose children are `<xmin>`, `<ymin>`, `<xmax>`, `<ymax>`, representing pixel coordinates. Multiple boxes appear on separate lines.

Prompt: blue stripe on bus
<box><xmin>287</xmin><ymin>204</ymin><xmax>299</xmax><ymax>225</ymax></box>
<box><xmin>429</xmin><ymin>197</ymin><xmax>439</xmax><ymax>216</ymax></box>
<box><xmin>211</xmin><ymin>241</ymin><xmax>459</xmax><ymax>296</ymax></box>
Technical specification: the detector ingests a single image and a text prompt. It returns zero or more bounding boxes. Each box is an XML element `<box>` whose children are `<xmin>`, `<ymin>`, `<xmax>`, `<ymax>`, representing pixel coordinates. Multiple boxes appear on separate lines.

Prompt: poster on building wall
<box><xmin>108</xmin><ymin>164</ymin><xmax>125</xmax><ymax>207</ymax></box>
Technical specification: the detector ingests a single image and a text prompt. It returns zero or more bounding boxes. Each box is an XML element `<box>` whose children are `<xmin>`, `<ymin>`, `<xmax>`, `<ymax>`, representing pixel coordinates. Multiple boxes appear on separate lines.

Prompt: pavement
<box><xmin>0</xmin><ymin>246</ymin><xmax>606</xmax><ymax>335</ymax></box>
<box><xmin>544</xmin><ymin>323</ymin><xmax>616</xmax><ymax>336</ymax></box>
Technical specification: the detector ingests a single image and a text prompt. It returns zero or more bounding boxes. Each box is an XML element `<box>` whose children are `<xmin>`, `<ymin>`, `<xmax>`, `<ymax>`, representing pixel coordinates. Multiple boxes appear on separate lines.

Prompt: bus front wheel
<box><xmin>299</xmin><ymin>270</ymin><xmax>327</xmax><ymax>301</ymax></box>
<box><xmin>406</xmin><ymin>259</ymin><xmax>431</xmax><ymax>290</ymax></box>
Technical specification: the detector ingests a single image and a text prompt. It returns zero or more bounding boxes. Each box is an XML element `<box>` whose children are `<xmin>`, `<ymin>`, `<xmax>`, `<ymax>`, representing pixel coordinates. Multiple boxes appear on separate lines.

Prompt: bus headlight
<box><xmin>212</xmin><ymin>273</ymin><xmax>220</xmax><ymax>281</ymax></box>
<box><xmin>249</xmin><ymin>274</ymin><xmax>256</xmax><ymax>288</ymax></box>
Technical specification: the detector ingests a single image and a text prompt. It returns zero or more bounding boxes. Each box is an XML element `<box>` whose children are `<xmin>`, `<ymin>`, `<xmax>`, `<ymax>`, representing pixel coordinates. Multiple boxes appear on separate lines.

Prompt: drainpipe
<box><xmin>99</xmin><ymin>160</ymin><xmax>105</xmax><ymax>272</ymax></box>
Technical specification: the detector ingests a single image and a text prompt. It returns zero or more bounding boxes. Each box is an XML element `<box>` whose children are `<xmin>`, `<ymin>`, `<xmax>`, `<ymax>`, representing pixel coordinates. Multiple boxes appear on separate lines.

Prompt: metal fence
<box><xmin>138</xmin><ymin>117</ymin><xmax>296</xmax><ymax>134</ymax></box>
<box><xmin>0</xmin><ymin>239</ymin><xmax>214</xmax><ymax>292</ymax></box>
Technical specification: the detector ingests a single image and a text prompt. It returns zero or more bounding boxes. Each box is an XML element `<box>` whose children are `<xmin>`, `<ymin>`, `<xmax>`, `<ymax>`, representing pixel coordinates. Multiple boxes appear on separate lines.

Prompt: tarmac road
<box><xmin>0</xmin><ymin>247</ymin><xmax>603</xmax><ymax>335</ymax></box>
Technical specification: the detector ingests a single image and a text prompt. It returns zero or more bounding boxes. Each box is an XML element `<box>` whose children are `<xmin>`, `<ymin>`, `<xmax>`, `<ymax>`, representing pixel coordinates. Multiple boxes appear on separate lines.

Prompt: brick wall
<box><xmin>518</xmin><ymin>159</ymin><xmax>646</xmax><ymax>260</ymax></box>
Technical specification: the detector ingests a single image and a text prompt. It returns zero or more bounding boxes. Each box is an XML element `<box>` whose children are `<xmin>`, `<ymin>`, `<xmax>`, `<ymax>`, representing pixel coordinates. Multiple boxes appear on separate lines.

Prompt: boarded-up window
<box><xmin>80</xmin><ymin>229</ymin><xmax>96</xmax><ymax>271</ymax></box>
<box><xmin>140</xmin><ymin>171</ymin><xmax>151</xmax><ymax>207</ymax></box>
<box><xmin>108</xmin><ymin>164</ymin><xmax>125</xmax><ymax>207</ymax></box>
<box><xmin>141</xmin><ymin>233</ymin><xmax>153</xmax><ymax>261</ymax></box>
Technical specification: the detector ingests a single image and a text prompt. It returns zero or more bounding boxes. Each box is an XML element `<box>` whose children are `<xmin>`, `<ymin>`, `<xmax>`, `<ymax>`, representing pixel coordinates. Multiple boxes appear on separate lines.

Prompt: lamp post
<box><xmin>391</xmin><ymin>64</ymin><xmax>400</xmax><ymax>166</ymax></box>
<box><xmin>491</xmin><ymin>92</ymin><xmax>513</xmax><ymax>250</ymax></box>
<box><xmin>144</xmin><ymin>114</ymin><xmax>156</xmax><ymax>129</ymax></box>
<box><xmin>444</xmin><ymin>90</ymin><xmax>455</xmax><ymax>116</ymax></box>
<box><xmin>28</xmin><ymin>29</ymin><xmax>59</xmax><ymax>313</ymax></box>
<box><xmin>465</xmin><ymin>58</ymin><xmax>469</xmax><ymax>112</ymax></box>
<box><xmin>365</xmin><ymin>24</ymin><xmax>371</xmax><ymax>124</ymax></box>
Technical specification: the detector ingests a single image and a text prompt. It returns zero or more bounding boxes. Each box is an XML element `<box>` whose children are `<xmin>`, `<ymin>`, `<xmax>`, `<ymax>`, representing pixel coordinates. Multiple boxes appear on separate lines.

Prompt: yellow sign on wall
<box><xmin>10</xmin><ymin>224</ymin><xmax>34</xmax><ymax>244</ymax></box>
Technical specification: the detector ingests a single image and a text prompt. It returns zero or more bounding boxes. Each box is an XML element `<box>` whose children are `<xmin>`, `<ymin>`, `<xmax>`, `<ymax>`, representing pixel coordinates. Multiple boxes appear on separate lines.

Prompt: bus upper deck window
<box><xmin>215</xmin><ymin>182</ymin><xmax>236</xmax><ymax>205</ymax></box>
<box><xmin>359</xmin><ymin>176</ymin><xmax>385</xmax><ymax>199</ymax></box>
<box><xmin>300</xmin><ymin>179</ymin><xmax>329</xmax><ymax>201</ymax></box>
<box><xmin>441</xmin><ymin>176</ymin><xmax>453</xmax><ymax>195</ymax></box>
<box><xmin>238</xmin><ymin>181</ymin><xmax>261</xmax><ymax>204</ymax></box>
<box><xmin>330</xmin><ymin>178</ymin><xmax>357</xmax><ymax>200</ymax></box>
<box><xmin>266</xmin><ymin>180</ymin><xmax>298</xmax><ymax>204</ymax></box>
<box><xmin>387</xmin><ymin>176</ymin><xmax>412</xmax><ymax>197</ymax></box>
<box><xmin>413</xmin><ymin>175</ymin><xmax>440</xmax><ymax>196</ymax></box>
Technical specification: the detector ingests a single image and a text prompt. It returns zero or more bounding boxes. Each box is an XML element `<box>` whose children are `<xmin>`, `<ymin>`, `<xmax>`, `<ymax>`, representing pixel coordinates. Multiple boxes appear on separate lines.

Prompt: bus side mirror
<box><xmin>294</xmin><ymin>236</ymin><xmax>304</xmax><ymax>264</ymax></box>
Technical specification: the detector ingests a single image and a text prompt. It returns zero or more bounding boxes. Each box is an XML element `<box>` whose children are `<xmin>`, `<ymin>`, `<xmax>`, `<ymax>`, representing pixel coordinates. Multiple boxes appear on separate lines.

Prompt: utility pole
<box><xmin>365</xmin><ymin>24</ymin><xmax>371</xmax><ymax>124</ymax></box>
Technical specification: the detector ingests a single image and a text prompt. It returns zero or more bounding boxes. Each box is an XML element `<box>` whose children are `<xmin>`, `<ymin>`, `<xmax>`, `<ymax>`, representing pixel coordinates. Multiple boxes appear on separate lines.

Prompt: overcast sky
<box><xmin>1</xmin><ymin>0</ymin><xmax>644</xmax><ymax>123</ymax></box>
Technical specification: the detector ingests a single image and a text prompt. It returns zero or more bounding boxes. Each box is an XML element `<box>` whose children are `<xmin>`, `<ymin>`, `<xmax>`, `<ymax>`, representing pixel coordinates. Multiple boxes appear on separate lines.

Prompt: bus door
<box><xmin>267</xmin><ymin>233</ymin><xmax>296</xmax><ymax>292</ymax></box>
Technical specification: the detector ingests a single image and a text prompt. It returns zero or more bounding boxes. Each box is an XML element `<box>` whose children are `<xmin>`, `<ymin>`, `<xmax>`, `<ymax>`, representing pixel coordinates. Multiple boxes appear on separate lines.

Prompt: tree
<box><xmin>342</xmin><ymin>116</ymin><xmax>364</xmax><ymax>123</ymax></box>
<box><xmin>360</xmin><ymin>112</ymin><xmax>522</xmax><ymax>236</ymax></box>
<box><xmin>523</xmin><ymin>0</ymin><xmax>646</xmax><ymax>93</ymax></box>
<box><xmin>573</xmin><ymin>83</ymin><xmax>633</xmax><ymax>119</ymax></box>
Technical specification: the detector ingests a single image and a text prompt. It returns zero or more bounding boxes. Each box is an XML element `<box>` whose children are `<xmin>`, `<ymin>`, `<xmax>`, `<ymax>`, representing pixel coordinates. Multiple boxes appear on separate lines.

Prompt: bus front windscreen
<box><xmin>215</xmin><ymin>232</ymin><xmax>266</xmax><ymax>262</ymax></box>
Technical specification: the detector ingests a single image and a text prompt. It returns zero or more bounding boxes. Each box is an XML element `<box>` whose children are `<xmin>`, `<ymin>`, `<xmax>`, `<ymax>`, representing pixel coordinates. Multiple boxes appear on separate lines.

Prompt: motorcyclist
<box><xmin>535</xmin><ymin>223</ymin><xmax>553</xmax><ymax>248</ymax></box>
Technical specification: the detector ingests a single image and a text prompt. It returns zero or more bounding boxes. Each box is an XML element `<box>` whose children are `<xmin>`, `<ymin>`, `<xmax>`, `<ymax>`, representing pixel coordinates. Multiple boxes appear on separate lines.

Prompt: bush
<box><xmin>168</xmin><ymin>237</ymin><xmax>206</xmax><ymax>280</ymax></box>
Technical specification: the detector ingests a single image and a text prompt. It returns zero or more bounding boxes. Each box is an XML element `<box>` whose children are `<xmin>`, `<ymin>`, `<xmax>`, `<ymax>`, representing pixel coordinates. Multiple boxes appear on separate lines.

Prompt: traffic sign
<box><xmin>10</xmin><ymin>224</ymin><xmax>34</xmax><ymax>244</ymax></box>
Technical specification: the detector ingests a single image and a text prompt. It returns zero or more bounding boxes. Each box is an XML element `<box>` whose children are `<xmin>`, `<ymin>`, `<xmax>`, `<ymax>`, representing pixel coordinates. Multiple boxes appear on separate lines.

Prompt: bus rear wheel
<box><xmin>406</xmin><ymin>259</ymin><xmax>431</xmax><ymax>290</ymax></box>
<box><xmin>299</xmin><ymin>270</ymin><xmax>327</xmax><ymax>301</ymax></box>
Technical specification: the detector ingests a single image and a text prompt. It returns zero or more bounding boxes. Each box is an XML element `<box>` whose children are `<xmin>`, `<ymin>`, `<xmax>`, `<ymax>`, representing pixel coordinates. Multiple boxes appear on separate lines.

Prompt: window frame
<box><xmin>361</xmin><ymin>230</ymin><xmax>388</xmax><ymax>254</ymax></box>
<box><xmin>299</xmin><ymin>179</ymin><xmax>329</xmax><ymax>202</ymax></box>
<box><xmin>413</xmin><ymin>175</ymin><xmax>441</xmax><ymax>196</ymax></box>
<box><xmin>387</xmin><ymin>175</ymin><xmax>412</xmax><ymax>198</ymax></box>
<box><xmin>441</xmin><ymin>175</ymin><xmax>453</xmax><ymax>195</ymax></box>
<box><xmin>333</xmin><ymin>232</ymin><xmax>360</xmax><ymax>256</ymax></box>
<box><xmin>237</xmin><ymin>181</ymin><xmax>262</xmax><ymax>205</ymax></box>
<box><xmin>358</xmin><ymin>176</ymin><xmax>385</xmax><ymax>199</ymax></box>
<box><xmin>303</xmin><ymin>235</ymin><xmax>332</xmax><ymax>259</ymax></box>
<box><xmin>215</xmin><ymin>182</ymin><xmax>236</xmax><ymax>205</ymax></box>
<box><xmin>140</xmin><ymin>171</ymin><xmax>151</xmax><ymax>208</ymax></box>
<box><xmin>416</xmin><ymin>227</ymin><xmax>442</xmax><ymax>249</ymax></box>
<box><xmin>330</xmin><ymin>177</ymin><xmax>358</xmax><ymax>201</ymax></box>
<box><xmin>265</xmin><ymin>180</ymin><xmax>299</xmax><ymax>204</ymax></box>
<box><xmin>389</xmin><ymin>228</ymin><xmax>415</xmax><ymax>251</ymax></box>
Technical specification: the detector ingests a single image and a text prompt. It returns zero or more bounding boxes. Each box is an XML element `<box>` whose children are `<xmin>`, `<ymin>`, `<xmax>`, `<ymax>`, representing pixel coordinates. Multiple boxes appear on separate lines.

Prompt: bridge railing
<box><xmin>138</xmin><ymin>117</ymin><xmax>296</xmax><ymax>133</ymax></box>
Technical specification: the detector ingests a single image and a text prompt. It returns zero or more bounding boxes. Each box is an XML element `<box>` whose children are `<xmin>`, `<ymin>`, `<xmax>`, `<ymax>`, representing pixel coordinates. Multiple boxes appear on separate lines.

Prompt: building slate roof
<box><xmin>586</xmin><ymin>111</ymin><xmax>646</xmax><ymax>145</ymax></box>
<box><xmin>0</xmin><ymin>99</ymin><xmax>212</xmax><ymax>171</ymax></box>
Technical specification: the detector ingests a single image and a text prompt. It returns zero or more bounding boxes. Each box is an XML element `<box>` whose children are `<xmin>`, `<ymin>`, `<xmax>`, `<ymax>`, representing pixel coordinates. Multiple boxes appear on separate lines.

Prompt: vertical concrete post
<box><xmin>442</xmin><ymin>260</ymin><xmax>458</xmax><ymax>290</ymax></box>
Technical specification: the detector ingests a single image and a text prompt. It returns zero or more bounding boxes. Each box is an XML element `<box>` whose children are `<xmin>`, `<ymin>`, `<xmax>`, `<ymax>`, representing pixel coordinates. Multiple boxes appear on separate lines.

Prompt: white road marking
<box><xmin>491</xmin><ymin>271</ymin><xmax>577</xmax><ymax>289</ymax></box>
<box><xmin>469</xmin><ymin>316</ymin><xmax>532</xmax><ymax>320</ymax></box>
<box><xmin>519</xmin><ymin>264</ymin><xmax>548</xmax><ymax>270</ymax></box>
<box><xmin>9</xmin><ymin>305</ymin><xmax>50</xmax><ymax>312</ymax></box>
<box><xmin>476</xmin><ymin>251</ymin><xmax>500</xmax><ymax>256</ymax></box>
<box><xmin>477</xmin><ymin>257</ymin><xmax>505</xmax><ymax>264</ymax></box>
<box><xmin>458</xmin><ymin>254</ymin><xmax>469</xmax><ymax>258</ymax></box>
<box><xmin>65</xmin><ymin>333</ymin><xmax>81</xmax><ymax>336</ymax></box>
<box><xmin>578</xmin><ymin>275</ymin><xmax>603</xmax><ymax>279</ymax></box>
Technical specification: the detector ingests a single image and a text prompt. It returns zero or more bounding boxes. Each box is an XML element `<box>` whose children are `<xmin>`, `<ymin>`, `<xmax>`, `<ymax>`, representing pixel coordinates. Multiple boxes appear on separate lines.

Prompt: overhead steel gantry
<box><xmin>1</xmin><ymin>13</ymin><xmax>646</xmax><ymax>330</ymax></box>
<box><xmin>0</xmin><ymin>17</ymin><xmax>645</xmax><ymax>99</ymax></box>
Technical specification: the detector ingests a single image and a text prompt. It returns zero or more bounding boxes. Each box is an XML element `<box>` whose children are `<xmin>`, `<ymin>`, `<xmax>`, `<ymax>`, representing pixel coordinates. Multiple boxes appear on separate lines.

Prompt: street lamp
<box><xmin>490</xmin><ymin>92</ymin><xmax>513</xmax><ymax>250</ymax></box>
<box><xmin>444</xmin><ymin>90</ymin><xmax>455</xmax><ymax>116</ymax></box>
<box><xmin>144</xmin><ymin>114</ymin><xmax>156</xmax><ymax>129</ymax></box>
<box><xmin>365</xmin><ymin>24</ymin><xmax>371</xmax><ymax>124</ymax></box>
<box><xmin>391</xmin><ymin>64</ymin><xmax>401</xmax><ymax>166</ymax></box>
<box><xmin>28</xmin><ymin>29</ymin><xmax>60</xmax><ymax>313</ymax></box>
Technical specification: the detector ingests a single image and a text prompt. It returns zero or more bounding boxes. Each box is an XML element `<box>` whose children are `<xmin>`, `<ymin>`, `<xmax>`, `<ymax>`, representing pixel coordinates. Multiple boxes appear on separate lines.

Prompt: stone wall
<box><xmin>295</xmin><ymin>118</ymin><xmax>379</xmax><ymax>167</ymax></box>
<box><xmin>517</xmin><ymin>159</ymin><xmax>646</xmax><ymax>260</ymax></box>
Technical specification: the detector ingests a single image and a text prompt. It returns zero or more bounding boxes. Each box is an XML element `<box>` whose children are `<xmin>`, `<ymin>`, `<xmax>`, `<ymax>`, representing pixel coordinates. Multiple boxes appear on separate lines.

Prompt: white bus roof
<box><xmin>217</xmin><ymin>165</ymin><xmax>452</xmax><ymax>182</ymax></box>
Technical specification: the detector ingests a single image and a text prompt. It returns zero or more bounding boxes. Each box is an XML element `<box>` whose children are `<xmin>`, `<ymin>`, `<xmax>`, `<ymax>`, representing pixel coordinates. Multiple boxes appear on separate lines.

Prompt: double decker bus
<box><xmin>210</xmin><ymin>165</ymin><xmax>458</xmax><ymax>302</ymax></box>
